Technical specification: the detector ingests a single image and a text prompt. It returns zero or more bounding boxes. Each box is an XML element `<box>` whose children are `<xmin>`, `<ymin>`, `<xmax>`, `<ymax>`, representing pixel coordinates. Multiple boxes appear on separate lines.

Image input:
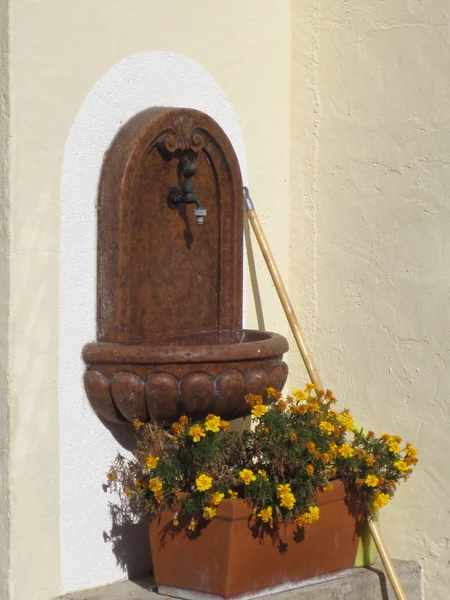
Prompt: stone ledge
<box><xmin>58</xmin><ymin>560</ymin><xmax>421</xmax><ymax>600</ymax></box>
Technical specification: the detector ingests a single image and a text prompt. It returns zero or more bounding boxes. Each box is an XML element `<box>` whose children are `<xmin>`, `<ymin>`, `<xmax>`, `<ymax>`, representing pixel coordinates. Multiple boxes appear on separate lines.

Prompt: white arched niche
<box><xmin>59</xmin><ymin>51</ymin><xmax>247</xmax><ymax>593</ymax></box>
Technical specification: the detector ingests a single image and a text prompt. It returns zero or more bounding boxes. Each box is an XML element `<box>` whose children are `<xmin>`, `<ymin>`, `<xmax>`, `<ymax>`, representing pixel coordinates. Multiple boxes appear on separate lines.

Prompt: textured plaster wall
<box><xmin>60</xmin><ymin>52</ymin><xmax>249</xmax><ymax>592</ymax></box>
<box><xmin>0</xmin><ymin>1</ymin><xmax>10</xmax><ymax>599</ymax></box>
<box><xmin>6</xmin><ymin>2</ymin><xmax>292</xmax><ymax>598</ymax></box>
<box><xmin>290</xmin><ymin>2</ymin><xmax>450</xmax><ymax>598</ymax></box>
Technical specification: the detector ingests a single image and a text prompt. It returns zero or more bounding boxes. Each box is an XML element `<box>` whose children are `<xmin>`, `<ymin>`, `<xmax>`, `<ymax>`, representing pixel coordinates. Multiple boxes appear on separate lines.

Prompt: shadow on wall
<box><xmin>102</xmin><ymin>420</ymin><xmax>153</xmax><ymax>579</ymax></box>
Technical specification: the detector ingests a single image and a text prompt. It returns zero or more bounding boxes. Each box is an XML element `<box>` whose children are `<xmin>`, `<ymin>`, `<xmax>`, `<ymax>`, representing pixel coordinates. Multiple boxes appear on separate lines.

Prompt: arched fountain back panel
<box><xmin>83</xmin><ymin>107</ymin><xmax>288</xmax><ymax>425</ymax></box>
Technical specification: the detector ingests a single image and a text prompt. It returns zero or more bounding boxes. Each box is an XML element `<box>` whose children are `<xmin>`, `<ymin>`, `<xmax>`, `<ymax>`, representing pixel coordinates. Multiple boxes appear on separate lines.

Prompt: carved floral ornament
<box><xmin>159</xmin><ymin>114</ymin><xmax>205</xmax><ymax>153</ymax></box>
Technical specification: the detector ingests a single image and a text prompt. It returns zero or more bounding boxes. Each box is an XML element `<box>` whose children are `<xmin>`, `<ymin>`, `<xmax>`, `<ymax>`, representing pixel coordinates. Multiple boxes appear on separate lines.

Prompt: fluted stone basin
<box><xmin>83</xmin><ymin>329</ymin><xmax>288</xmax><ymax>425</ymax></box>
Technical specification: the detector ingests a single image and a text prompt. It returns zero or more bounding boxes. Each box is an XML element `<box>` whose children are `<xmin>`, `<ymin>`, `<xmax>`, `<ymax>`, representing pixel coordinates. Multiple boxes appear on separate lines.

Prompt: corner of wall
<box><xmin>0</xmin><ymin>1</ymin><xmax>11</xmax><ymax>599</ymax></box>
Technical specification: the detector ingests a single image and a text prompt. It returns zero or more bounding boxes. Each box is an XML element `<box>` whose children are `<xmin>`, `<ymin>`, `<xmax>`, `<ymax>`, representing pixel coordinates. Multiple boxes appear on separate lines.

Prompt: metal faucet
<box><xmin>168</xmin><ymin>154</ymin><xmax>207</xmax><ymax>225</ymax></box>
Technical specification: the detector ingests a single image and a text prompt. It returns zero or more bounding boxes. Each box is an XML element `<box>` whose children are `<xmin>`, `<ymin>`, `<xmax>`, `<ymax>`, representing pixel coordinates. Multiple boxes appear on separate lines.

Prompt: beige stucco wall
<box><xmin>5</xmin><ymin>2</ymin><xmax>292</xmax><ymax>599</ymax></box>
<box><xmin>4</xmin><ymin>0</ymin><xmax>449</xmax><ymax>598</ymax></box>
<box><xmin>291</xmin><ymin>2</ymin><xmax>450</xmax><ymax>598</ymax></box>
<box><xmin>0</xmin><ymin>1</ymin><xmax>10</xmax><ymax>599</ymax></box>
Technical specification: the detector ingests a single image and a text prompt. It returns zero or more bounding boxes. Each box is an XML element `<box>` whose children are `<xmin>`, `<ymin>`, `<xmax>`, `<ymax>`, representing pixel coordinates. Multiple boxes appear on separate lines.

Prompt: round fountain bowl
<box><xmin>82</xmin><ymin>329</ymin><xmax>289</xmax><ymax>425</ymax></box>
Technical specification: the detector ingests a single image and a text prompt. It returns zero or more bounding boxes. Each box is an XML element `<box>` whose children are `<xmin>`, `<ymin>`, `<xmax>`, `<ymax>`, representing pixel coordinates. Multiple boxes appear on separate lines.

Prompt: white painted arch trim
<box><xmin>60</xmin><ymin>51</ymin><xmax>247</xmax><ymax>593</ymax></box>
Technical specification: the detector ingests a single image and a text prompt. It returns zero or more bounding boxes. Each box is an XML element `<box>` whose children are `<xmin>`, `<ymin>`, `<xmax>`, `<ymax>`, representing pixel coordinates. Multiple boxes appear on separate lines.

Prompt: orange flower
<box><xmin>306</xmin><ymin>464</ymin><xmax>314</xmax><ymax>475</ymax></box>
<box><xmin>366</xmin><ymin>455</ymin><xmax>375</xmax><ymax>467</ymax></box>
<box><xmin>266</xmin><ymin>387</ymin><xmax>282</xmax><ymax>400</ymax></box>
<box><xmin>245</xmin><ymin>393</ymin><xmax>263</xmax><ymax>407</ymax></box>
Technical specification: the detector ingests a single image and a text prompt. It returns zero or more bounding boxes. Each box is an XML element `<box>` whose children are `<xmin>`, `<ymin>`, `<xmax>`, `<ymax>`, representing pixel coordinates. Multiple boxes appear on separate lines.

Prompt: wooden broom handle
<box><xmin>244</xmin><ymin>187</ymin><xmax>407</xmax><ymax>600</ymax></box>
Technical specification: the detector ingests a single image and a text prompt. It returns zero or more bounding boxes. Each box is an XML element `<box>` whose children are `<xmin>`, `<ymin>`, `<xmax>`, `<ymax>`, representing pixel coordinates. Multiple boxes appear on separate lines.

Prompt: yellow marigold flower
<box><xmin>210</xmin><ymin>491</ymin><xmax>225</xmax><ymax>506</ymax></box>
<box><xmin>146</xmin><ymin>454</ymin><xmax>160</xmax><ymax>470</ymax></box>
<box><xmin>394</xmin><ymin>460</ymin><xmax>409</xmax><ymax>472</ymax></box>
<box><xmin>203</xmin><ymin>506</ymin><xmax>217</xmax><ymax>520</ymax></box>
<box><xmin>179</xmin><ymin>415</ymin><xmax>189</xmax><ymax>425</ymax></box>
<box><xmin>154</xmin><ymin>489</ymin><xmax>164</xmax><ymax>503</ymax></box>
<box><xmin>319</xmin><ymin>421</ymin><xmax>335</xmax><ymax>435</ymax></box>
<box><xmin>277</xmin><ymin>483</ymin><xmax>291</xmax><ymax>496</ymax></box>
<box><xmin>293</xmin><ymin>389</ymin><xmax>308</xmax><ymax>401</ymax></box>
<box><xmin>228</xmin><ymin>489</ymin><xmax>238</xmax><ymax>499</ymax></box>
<box><xmin>308</xmin><ymin>402</ymin><xmax>320</xmax><ymax>413</ymax></box>
<box><xmin>107</xmin><ymin>470</ymin><xmax>116</xmax><ymax>482</ymax></box>
<box><xmin>205</xmin><ymin>415</ymin><xmax>222</xmax><ymax>433</ymax></box>
<box><xmin>258</xmin><ymin>469</ymin><xmax>269</xmax><ymax>480</ymax></box>
<box><xmin>392</xmin><ymin>435</ymin><xmax>403</xmax><ymax>443</ymax></box>
<box><xmin>339</xmin><ymin>444</ymin><xmax>354</xmax><ymax>458</ymax></box>
<box><xmin>239</xmin><ymin>469</ymin><xmax>257</xmax><ymax>485</ymax></box>
<box><xmin>149</xmin><ymin>477</ymin><xmax>163</xmax><ymax>493</ymax></box>
<box><xmin>306</xmin><ymin>464</ymin><xmax>314</xmax><ymax>475</ymax></box>
<box><xmin>340</xmin><ymin>411</ymin><xmax>355</xmax><ymax>432</ymax></box>
<box><xmin>295</xmin><ymin>514</ymin><xmax>307</xmax><ymax>527</ymax></box>
<box><xmin>220</xmin><ymin>420</ymin><xmax>230</xmax><ymax>431</ymax></box>
<box><xmin>307</xmin><ymin>506</ymin><xmax>320</xmax><ymax>523</ymax></box>
<box><xmin>365</xmin><ymin>474</ymin><xmax>379</xmax><ymax>487</ymax></box>
<box><xmin>328</xmin><ymin>409</ymin><xmax>339</xmax><ymax>418</ymax></box>
<box><xmin>372</xmin><ymin>492</ymin><xmax>390</xmax><ymax>511</ymax></box>
<box><xmin>329</xmin><ymin>442</ymin><xmax>338</xmax><ymax>453</ymax></box>
<box><xmin>381</xmin><ymin>433</ymin><xmax>391</xmax><ymax>443</ymax></box>
<box><xmin>124</xmin><ymin>486</ymin><xmax>132</xmax><ymax>498</ymax></box>
<box><xmin>306</xmin><ymin>441</ymin><xmax>316</xmax><ymax>453</ymax></box>
<box><xmin>305</xmin><ymin>383</ymin><xmax>316</xmax><ymax>392</ymax></box>
<box><xmin>172</xmin><ymin>512</ymin><xmax>179</xmax><ymax>526</ymax></box>
<box><xmin>366</xmin><ymin>455</ymin><xmax>376</xmax><ymax>467</ymax></box>
<box><xmin>252</xmin><ymin>404</ymin><xmax>269</xmax><ymax>419</ymax></box>
<box><xmin>313</xmin><ymin>450</ymin><xmax>321</xmax><ymax>461</ymax></box>
<box><xmin>189</xmin><ymin>424</ymin><xmax>206</xmax><ymax>442</ymax></box>
<box><xmin>289</xmin><ymin>432</ymin><xmax>298</xmax><ymax>442</ymax></box>
<box><xmin>356</xmin><ymin>478</ymin><xmax>365</xmax><ymax>488</ymax></box>
<box><xmin>188</xmin><ymin>518</ymin><xmax>197</xmax><ymax>531</ymax></box>
<box><xmin>279</xmin><ymin>492</ymin><xmax>296</xmax><ymax>510</ymax></box>
<box><xmin>321</xmin><ymin>453</ymin><xmax>330</xmax><ymax>464</ymax></box>
<box><xmin>196</xmin><ymin>474</ymin><xmax>213</xmax><ymax>492</ymax></box>
<box><xmin>245</xmin><ymin>393</ymin><xmax>263</xmax><ymax>407</ymax></box>
<box><xmin>296</xmin><ymin>506</ymin><xmax>320</xmax><ymax>526</ymax></box>
<box><xmin>257</xmin><ymin>506</ymin><xmax>273</xmax><ymax>525</ymax></box>
<box><xmin>388</xmin><ymin>439</ymin><xmax>401</xmax><ymax>454</ymax></box>
<box><xmin>266</xmin><ymin>387</ymin><xmax>282</xmax><ymax>400</ymax></box>
<box><xmin>133</xmin><ymin>419</ymin><xmax>143</xmax><ymax>431</ymax></box>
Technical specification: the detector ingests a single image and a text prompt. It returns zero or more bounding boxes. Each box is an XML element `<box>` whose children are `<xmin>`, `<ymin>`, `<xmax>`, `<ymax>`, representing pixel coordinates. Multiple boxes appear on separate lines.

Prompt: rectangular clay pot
<box><xmin>149</xmin><ymin>480</ymin><xmax>361</xmax><ymax>599</ymax></box>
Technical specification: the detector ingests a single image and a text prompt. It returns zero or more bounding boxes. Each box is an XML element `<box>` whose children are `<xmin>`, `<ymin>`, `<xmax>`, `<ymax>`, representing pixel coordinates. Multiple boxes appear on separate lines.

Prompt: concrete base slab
<box><xmin>58</xmin><ymin>560</ymin><xmax>422</xmax><ymax>600</ymax></box>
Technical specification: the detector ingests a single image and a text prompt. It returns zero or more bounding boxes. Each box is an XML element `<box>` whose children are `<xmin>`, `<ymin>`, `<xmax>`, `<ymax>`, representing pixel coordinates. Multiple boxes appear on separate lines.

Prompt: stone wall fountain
<box><xmin>82</xmin><ymin>107</ymin><xmax>288</xmax><ymax>424</ymax></box>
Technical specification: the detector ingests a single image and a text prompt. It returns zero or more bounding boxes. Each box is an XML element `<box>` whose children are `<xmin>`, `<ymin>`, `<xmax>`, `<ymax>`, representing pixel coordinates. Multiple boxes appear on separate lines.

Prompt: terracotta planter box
<box><xmin>149</xmin><ymin>481</ymin><xmax>361</xmax><ymax>599</ymax></box>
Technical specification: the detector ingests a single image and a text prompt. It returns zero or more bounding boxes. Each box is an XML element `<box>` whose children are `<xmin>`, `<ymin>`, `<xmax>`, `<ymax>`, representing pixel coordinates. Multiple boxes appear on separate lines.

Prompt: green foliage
<box><xmin>107</xmin><ymin>385</ymin><xmax>417</xmax><ymax>533</ymax></box>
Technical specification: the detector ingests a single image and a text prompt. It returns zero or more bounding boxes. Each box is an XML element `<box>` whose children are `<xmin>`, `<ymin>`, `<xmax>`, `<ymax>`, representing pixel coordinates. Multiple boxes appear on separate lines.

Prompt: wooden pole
<box><xmin>244</xmin><ymin>187</ymin><xmax>407</xmax><ymax>600</ymax></box>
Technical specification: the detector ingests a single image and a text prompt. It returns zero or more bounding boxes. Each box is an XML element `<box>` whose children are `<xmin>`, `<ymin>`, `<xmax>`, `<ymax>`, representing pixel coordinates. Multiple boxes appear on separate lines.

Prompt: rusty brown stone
<box><xmin>83</xmin><ymin>108</ymin><xmax>289</xmax><ymax>424</ymax></box>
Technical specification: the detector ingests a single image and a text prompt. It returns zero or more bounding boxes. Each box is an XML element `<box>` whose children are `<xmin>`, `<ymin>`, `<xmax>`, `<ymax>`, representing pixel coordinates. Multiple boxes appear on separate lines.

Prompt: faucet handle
<box><xmin>194</xmin><ymin>207</ymin><xmax>207</xmax><ymax>225</ymax></box>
